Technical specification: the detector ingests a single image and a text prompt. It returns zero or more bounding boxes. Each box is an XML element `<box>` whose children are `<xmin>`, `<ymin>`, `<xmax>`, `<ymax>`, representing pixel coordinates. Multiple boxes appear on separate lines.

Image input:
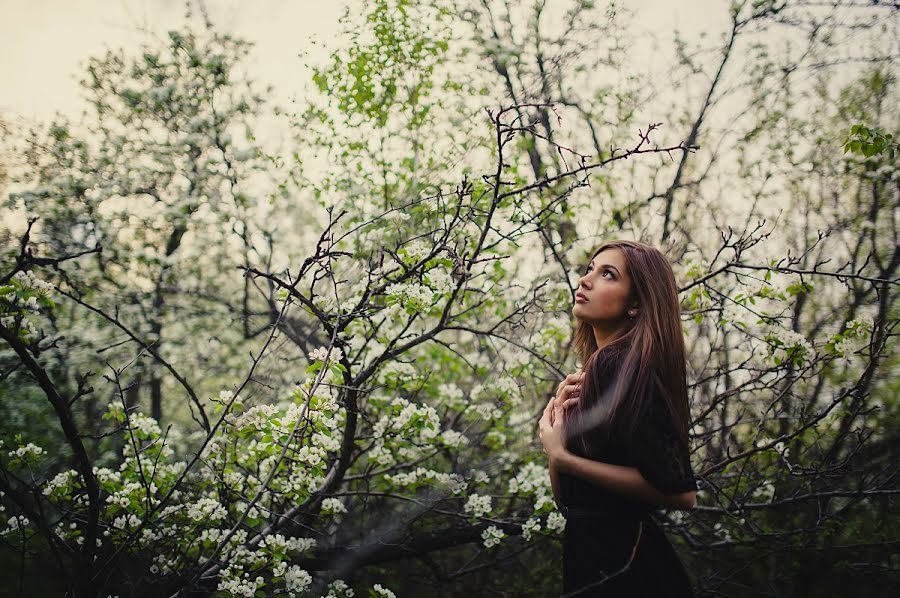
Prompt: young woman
<box><xmin>538</xmin><ymin>240</ymin><xmax>699</xmax><ymax>597</ymax></box>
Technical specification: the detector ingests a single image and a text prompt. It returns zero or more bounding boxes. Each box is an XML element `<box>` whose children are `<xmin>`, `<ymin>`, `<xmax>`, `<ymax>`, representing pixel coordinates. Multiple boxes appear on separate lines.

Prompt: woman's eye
<box><xmin>602</xmin><ymin>270</ymin><xmax>613</xmax><ymax>279</ymax></box>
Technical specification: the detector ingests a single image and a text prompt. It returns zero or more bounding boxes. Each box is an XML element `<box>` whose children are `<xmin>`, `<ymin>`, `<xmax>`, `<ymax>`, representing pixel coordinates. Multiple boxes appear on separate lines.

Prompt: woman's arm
<box><xmin>548</xmin><ymin>458</ymin><xmax>563</xmax><ymax>509</ymax></box>
<box><xmin>552</xmin><ymin>452</ymin><xmax>696</xmax><ymax>511</ymax></box>
<box><xmin>539</xmin><ymin>393</ymin><xmax>697</xmax><ymax>511</ymax></box>
<box><xmin>543</xmin><ymin>373</ymin><xmax>584</xmax><ymax>509</ymax></box>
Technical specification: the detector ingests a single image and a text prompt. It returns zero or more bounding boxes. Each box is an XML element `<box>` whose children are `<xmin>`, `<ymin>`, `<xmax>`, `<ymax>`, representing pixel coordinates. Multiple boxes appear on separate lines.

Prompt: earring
<box><xmin>628</xmin><ymin>310</ymin><xmax>637</xmax><ymax>319</ymax></box>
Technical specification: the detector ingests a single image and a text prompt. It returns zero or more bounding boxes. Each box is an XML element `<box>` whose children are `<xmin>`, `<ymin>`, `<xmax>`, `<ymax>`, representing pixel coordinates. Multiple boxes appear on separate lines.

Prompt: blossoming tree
<box><xmin>1</xmin><ymin>1</ymin><xmax>897</xmax><ymax>597</ymax></box>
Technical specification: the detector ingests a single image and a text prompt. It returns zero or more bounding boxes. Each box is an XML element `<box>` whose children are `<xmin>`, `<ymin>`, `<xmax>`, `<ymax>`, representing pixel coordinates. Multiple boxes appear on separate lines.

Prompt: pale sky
<box><xmin>1</xmin><ymin>0</ymin><xmax>717</xmax><ymax>126</ymax></box>
<box><xmin>1</xmin><ymin>0</ymin><xmax>346</xmax><ymax>124</ymax></box>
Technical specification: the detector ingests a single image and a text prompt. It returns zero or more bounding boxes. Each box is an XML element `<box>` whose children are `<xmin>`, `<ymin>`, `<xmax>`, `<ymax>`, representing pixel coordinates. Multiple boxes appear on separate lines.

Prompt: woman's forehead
<box><xmin>591</xmin><ymin>247</ymin><xmax>626</xmax><ymax>267</ymax></box>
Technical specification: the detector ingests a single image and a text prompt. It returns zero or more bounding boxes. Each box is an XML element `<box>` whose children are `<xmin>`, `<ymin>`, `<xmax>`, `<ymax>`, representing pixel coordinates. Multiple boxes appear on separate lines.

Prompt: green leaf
<box><xmin>306</xmin><ymin>362</ymin><xmax>322</xmax><ymax>374</ymax></box>
<box><xmin>785</xmin><ymin>281</ymin><xmax>814</xmax><ymax>296</ymax></box>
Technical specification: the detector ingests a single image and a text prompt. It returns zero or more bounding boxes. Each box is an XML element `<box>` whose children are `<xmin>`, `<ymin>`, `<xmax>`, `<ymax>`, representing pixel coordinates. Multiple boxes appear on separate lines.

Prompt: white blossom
<box><xmin>286</xmin><ymin>536</ymin><xmax>316</xmax><ymax>553</ymax></box>
<box><xmin>217</xmin><ymin>573</ymin><xmax>264</xmax><ymax>598</ymax></box>
<box><xmin>522</xmin><ymin>517</ymin><xmax>541</xmax><ymax>541</ymax></box>
<box><xmin>284</xmin><ymin>565</ymin><xmax>312</xmax><ymax>593</ymax></box>
<box><xmin>309</xmin><ymin>346</ymin><xmax>343</xmax><ymax>363</ymax></box>
<box><xmin>495</xmin><ymin>376</ymin><xmax>522</xmax><ymax>404</ymax></box>
<box><xmin>473</xmin><ymin>402</ymin><xmax>501</xmax><ymax>420</ymax></box>
<box><xmin>232</xmin><ymin>404</ymin><xmax>277</xmax><ymax>431</ymax></box>
<box><xmin>321</xmin><ymin>497</ymin><xmax>347</xmax><ymax>515</ymax></box>
<box><xmin>713</xmin><ymin>521</ymin><xmax>734</xmax><ymax>541</ymax></box>
<box><xmin>323</xmin><ymin>579</ymin><xmax>354</xmax><ymax>597</ymax></box>
<box><xmin>482</xmin><ymin>525</ymin><xmax>505</xmax><ymax>548</ymax></box>
<box><xmin>129</xmin><ymin>413</ymin><xmax>161</xmax><ymax>437</ymax></box>
<box><xmin>377</xmin><ymin>361</ymin><xmax>418</xmax><ymax>385</ymax></box>
<box><xmin>385</xmin><ymin>282</ymin><xmax>435</xmax><ymax>311</ymax></box>
<box><xmin>10</xmin><ymin>443</ymin><xmax>45</xmax><ymax>460</ymax></box>
<box><xmin>440</xmin><ymin>429</ymin><xmax>469</xmax><ymax>449</ymax></box>
<box><xmin>400</xmin><ymin>239</ymin><xmax>431</xmax><ymax>263</ymax></box>
<box><xmin>753</xmin><ymin>480</ymin><xmax>776</xmax><ymax>503</ymax></box>
<box><xmin>437</xmin><ymin>383</ymin><xmax>465</xmax><ymax>408</ymax></box>
<box><xmin>545</xmin><ymin>511</ymin><xmax>566</xmax><ymax>532</ymax></box>
<box><xmin>534</xmin><ymin>493</ymin><xmax>555</xmax><ymax>511</ymax></box>
<box><xmin>1</xmin><ymin>515</ymin><xmax>29</xmax><ymax>535</ymax></box>
<box><xmin>187</xmin><ymin>497</ymin><xmax>227</xmax><ymax>522</ymax></box>
<box><xmin>464</xmin><ymin>493</ymin><xmax>492</xmax><ymax>518</ymax></box>
<box><xmin>372</xmin><ymin>584</ymin><xmax>396</xmax><ymax>598</ymax></box>
<box><xmin>313</xmin><ymin>431</ymin><xmax>341</xmax><ymax>452</ymax></box>
<box><xmin>424</xmin><ymin>267</ymin><xmax>454</xmax><ymax>293</ymax></box>
<box><xmin>12</xmin><ymin>270</ymin><xmax>54</xmax><ymax>291</ymax></box>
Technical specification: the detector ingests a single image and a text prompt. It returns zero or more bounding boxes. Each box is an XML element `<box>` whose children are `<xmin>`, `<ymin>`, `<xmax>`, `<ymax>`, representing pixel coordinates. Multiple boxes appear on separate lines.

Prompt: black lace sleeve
<box><xmin>626</xmin><ymin>393</ymin><xmax>698</xmax><ymax>495</ymax></box>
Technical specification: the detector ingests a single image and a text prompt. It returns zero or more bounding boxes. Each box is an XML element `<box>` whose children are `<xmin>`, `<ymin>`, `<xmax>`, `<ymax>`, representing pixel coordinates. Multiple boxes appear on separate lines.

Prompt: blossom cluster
<box><xmin>1</xmin><ymin>515</ymin><xmax>29</xmax><ymax>536</ymax></box>
<box><xmin>521</xmin><ymin>517</ymin><xmax>541</xmax><ymax>541</ymax></box>
<box><xmin>382</xmin><ymin>467</ymin><xmax>467</xmax><ymax>495</ymax></box>
<box><xmin>8</xmin><ymin>442</ymin><xmax>46</xmax><ymax>461</ymax></box>
<box><xmin>385</xmin><ymin>281</ymin><xmax>436</xmax><ymax>312</ymax></box>
<box><xmin>322</xmin><ymin>579</ymin><xmax>354</xmax><ymax>597</ymax></box>
<box><xmin>371</xmin><ymin>397</ymin><xmax>441</xmax><ymax>449</ymax></box>
<box><xmin>755</xmin><ymin>437</ymin><xmax>790</xmax><ymax>458</ymax></box>
<box><xmin>321</xmin><ymin>497</ymin><xmax>347</xmax><ymax>515</ymax></box>
<box><xmin>545</xmin><ymin>511</ymin><xmax>566</xmax><ymax>532</ymax></box>
<box><xmin>11</xmin><ymin>270</ymin><xmax>54</xmax><ymax>292</ymax></box>
<box><xmin>437</xmin><ymin>382</ymin><xmax>466</xmax><ymax>409</ymax></box>
<box><xmin>0</xmin><ymin>270</ymin><xmax>57</xmax><ymax>337</ymax></box>
<box><xmin>464</xmin><ymin>493</ymin><xmax>492</xmax><ymax>518</ymax></box>
<box><xmin>309</xmin><ymin>345</ymin><xmax>344</xmax><ymax>364</ymax></box>
<box><xmin>372</xmin><ymin>584</ymin><xmax>396</xmax><ymax>597</ymax></box>
<box><xmin>508</xmin><ymin>462</ymin><xmax>553</xmax><ymax>513</ymax></box>
<box><xmin>482</xmin><ymin>525</ymin><xmax>505</xmax><ymax>548</ymax></box>
<box><xmin>423</xmin><ymin>266</ymin><xmax>454</xmax><ymax>293</ymax></box>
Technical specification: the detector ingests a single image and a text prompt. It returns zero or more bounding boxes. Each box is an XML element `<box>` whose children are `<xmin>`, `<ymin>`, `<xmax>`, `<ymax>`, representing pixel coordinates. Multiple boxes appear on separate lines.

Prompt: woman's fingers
<box><xmin>556</xmin><ymin>372</ymin><xmax>584</xmax><ymax>398</ymax></box>
<box><xmin>561</xmin><ymin>397</ymin><xmax>580</xmax><ymax>410</ymax></box>
<box><xmin>540</xmin><ymin>396</ymin><xmax>553</xmax><ymax>428</ymax></box>
<box><xmin>548</xmin><ymin>373</ymin><xmax>584</xmax><ymax>430</ymax></box>
<box><xmin>556</xmin><ymin>372</ymin><xmax>584</xmax><ymax>396</ymax></box>
<box><xmin>555</xmin><ymin>376</ymin><xmax>584</xmax><ymax>407</ymax></box>
<box><xmin>555</xmin><ymin>373</ymin><xmax>577</xmax><ymax>395</ymax></box>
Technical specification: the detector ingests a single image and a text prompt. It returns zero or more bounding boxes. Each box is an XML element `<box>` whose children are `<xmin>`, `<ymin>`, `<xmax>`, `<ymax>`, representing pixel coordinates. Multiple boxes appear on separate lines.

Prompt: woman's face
<box><xmin>572</xmin><ymin>248</ymin><xmax>634</xmax><ymax>324</ymax></box>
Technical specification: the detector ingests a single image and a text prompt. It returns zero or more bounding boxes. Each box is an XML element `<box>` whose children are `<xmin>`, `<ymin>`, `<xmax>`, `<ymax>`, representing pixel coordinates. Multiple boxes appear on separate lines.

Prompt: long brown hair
<box><xmin>565</xmin><ymin>240</ymin><xmax>691</xmax><ymax>458</ymax></box>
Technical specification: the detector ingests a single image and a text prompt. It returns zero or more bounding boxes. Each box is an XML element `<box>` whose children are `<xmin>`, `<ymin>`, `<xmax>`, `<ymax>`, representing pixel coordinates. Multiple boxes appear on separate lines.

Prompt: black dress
<box><xmin>558</xmin><ymin>351</ymin><xmax>698</xmax><ymax>597</ymax></box>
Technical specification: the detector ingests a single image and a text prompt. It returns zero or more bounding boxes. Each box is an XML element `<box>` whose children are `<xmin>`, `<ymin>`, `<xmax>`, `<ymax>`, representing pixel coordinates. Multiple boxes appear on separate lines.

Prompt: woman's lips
<box><xmin>575</xmin><ymin>292</ymin><xmax>588</xmax><ymax>303</ymax></box>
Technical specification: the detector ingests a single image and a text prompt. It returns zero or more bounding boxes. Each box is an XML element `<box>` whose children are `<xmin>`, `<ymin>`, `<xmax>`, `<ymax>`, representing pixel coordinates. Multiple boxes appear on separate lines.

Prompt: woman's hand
<box><xmin>551</xmin><ymin>372</ymin><xmax>584</xmax><ymax>425</ymax></box>
<box><xmin>539</xmin><ymin>396</ymin><xmax>567</xmax><ymax>461</ymax></box>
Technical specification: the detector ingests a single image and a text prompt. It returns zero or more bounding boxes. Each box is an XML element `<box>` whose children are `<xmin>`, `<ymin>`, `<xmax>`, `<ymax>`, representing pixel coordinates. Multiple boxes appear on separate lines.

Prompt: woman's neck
<box><xmin>592</xmin><ymin>324</ymin><xmax>627</xmax><ymax>351</ymax></box>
